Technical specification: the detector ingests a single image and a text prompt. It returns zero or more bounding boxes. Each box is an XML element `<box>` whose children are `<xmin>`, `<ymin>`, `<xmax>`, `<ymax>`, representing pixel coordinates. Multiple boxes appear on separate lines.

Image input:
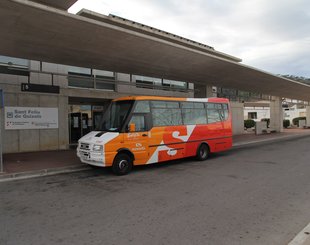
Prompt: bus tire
<box><xmin>196</xmin><ymin>143</ymin><xmax>209</xmax><ymax>161</ymax></box>
<box><xmin>112</xmin><ymin>153</ymin><xmax>133</xmax><ymax>175</ymax></box>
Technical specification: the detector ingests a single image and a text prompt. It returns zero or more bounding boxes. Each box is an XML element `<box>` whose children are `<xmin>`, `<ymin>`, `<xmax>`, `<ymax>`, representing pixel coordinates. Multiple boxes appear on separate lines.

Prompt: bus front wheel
<box><xmin>196</xmin><ymin>143</ymin><xmax>209</xmax><ymax>161</ymax></box>
<box><xmin>112</xmin><ymin>153</ymin><xmax>133</xmax><ymax>175</ymax></box>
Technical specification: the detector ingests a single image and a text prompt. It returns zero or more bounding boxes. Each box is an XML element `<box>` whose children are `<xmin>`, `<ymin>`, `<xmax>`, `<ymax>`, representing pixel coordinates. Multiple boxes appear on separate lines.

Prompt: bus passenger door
<box><xmin>125</xmin><ymin>113</ymin><xmax>150</xmax><ymax>165</ymax></box>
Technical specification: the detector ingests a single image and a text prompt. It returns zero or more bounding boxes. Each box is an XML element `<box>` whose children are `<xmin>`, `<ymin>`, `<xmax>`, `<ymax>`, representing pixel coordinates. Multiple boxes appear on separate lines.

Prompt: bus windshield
<box><xmin>97</xmin><ymin>100</ymin><xmax>134</xmax><ymax>132</ymax></box>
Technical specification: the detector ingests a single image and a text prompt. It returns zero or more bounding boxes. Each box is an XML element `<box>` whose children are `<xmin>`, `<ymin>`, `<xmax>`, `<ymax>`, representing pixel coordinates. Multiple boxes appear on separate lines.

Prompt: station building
<box><xmin>1</xmin><ymin>0</ymin><xmax>310</xmax><ymax>154</ymax></box>
<box><xmin>0</xmin><ymin>53</ymin><xmax>197</xmax><ymax>153</ymax></box>
<box><xmin>0</xmin><ymin>4</ymin><xmax>239</xmax><ymax>154</ymax></box>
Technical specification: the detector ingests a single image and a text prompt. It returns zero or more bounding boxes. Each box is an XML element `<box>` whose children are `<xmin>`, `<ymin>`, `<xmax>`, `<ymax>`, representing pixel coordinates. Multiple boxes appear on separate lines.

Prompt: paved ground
<box><xmin>1</xmin><ymin>135</ymin><xmax>310</xmax><ymax>245</ymax></box>
<box><xmin>2</xmin><ymin>149</ymin><xmax>83</xmax><ymax>174</ymax></box>
<box><xmin>2</xmin><ymin>128</ymin><xmax>310</xmax><ymax>179</ymax></box>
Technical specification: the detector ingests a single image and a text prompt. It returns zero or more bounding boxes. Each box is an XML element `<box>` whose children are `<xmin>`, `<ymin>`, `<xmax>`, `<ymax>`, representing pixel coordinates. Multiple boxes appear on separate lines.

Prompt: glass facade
<box><xmin>93</xmin><ymin>69</ymin><xmax>115</xmax><ymax>90</ymax></box>
<box><xmin>217</xmin><ymin>87</ymin><xmax>270</xmax><ymax>102</ymax></box>
<box><xmin>135</xmin><ymin>75</ymin><xmax>189</xmax><ymax>92</ymax></box>
<box><xmin>163</xmin><ymin>79</ymin><xmax>187</xmax><ymax>90</ymax></box>
<box><xmin>68</xmin><ymin>66</ymin><xmax>115</xmax><ymax>90</ymax></box>
<box><xmin>0</xmin><ymin>55</ymin><xmax>29</xmax><ymax>76</ymax></box>
<box><xmin>0</xmin><ymin>55</ymin><xmax>29</xmax><ymax>68</ymax></box>
<box><xmin>0</xmin><ymin>55</ymin><xmax>192</xmax><ymax>94</ymax></box>
<box><xmin>135</xmin><ymin>75</ymin><xmax>162</xmax><ymax>89</ymax></box>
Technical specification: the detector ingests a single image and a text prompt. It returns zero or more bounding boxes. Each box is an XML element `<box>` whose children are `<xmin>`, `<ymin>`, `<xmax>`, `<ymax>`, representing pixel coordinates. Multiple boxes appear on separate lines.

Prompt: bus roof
<box><xmin>113</xmin><ymin>96</ymin><xmax>229</xmax><ymax>103</ymax></box>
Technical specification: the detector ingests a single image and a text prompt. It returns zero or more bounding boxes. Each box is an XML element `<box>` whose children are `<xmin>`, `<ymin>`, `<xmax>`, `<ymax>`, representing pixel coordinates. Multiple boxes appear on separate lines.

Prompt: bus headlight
<box><xmin>92</xmin><ymin>144</ymin><xmax>103</xmax><ymax>152</ymax></box>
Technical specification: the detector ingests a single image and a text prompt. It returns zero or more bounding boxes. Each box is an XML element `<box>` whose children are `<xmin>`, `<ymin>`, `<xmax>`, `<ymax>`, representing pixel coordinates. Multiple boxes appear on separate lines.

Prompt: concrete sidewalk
<box><xmin>1</xmin><ymin>128</ymin><xmax>310</xmax><ymax>182</ymax></box>
<box><xmin>233</xmin><ymin>128</ymin><xmax>310</xmax><ymax>147</ymax></box>
<box><xmin>0</xmin><ymin>149</ymin><xmax>89</xmax><ymax>182</ymax></box>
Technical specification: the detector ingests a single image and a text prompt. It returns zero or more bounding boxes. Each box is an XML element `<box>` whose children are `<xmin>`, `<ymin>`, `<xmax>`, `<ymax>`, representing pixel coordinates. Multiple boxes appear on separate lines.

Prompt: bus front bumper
<box><xmin>77</xmin><ymin>149</ymin><xmax>105</xmax><ymax>167</ymax></box>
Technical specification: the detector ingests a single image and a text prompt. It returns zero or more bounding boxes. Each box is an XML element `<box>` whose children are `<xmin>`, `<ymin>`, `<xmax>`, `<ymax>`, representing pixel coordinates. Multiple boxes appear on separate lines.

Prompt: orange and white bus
<box><xmin>77</xmin><ymin>96</ymin><xmax>232</xmax><ymax>175</ymax></box>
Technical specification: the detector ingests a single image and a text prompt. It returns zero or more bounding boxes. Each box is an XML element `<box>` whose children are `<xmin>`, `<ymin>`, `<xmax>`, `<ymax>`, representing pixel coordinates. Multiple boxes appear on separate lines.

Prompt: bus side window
<box><xmin>129</xmin><ymin>114</ymin><xmax>146</xmax><ymax>132</ymax></box>
<box><xmin>224</xmin><ymin>110</ymin><xmax>229</xmax><ymax>120</ymax></box>
<box><xmin>134</xmin><ymin>101</ymin><xmax>150</xmax><ymax>113</ymax></box>
<box><xmin>207</xmin><ymin>109</ymin><xmax>221</xmax><ymax>123</ymax></box>
<box><xmin>152</xmin><ymin>108</ymin><xmax>182</xmax><ymax>126</ymax></box>
<box><xmin>219</xmin><ymin>110</ymin><xmax>225</xmax><ymax>121</ymax></box>
<box><xmin>222</xmin><ymin>104</ymin><xmax>229</xmax><ymax>120</ymax></box>
<box><xmin>128</xmin><ymin>112</ymin><xmax>152</xmax><ymax>132</ymax></box>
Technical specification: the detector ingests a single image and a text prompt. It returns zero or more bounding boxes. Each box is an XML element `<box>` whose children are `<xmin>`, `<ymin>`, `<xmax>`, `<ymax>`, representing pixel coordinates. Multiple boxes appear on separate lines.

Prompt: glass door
<box><xmin>69</xmin><ymin>105</ymin><xmax>92</xmax><ymax>144</ymax></box>
<box><xmin>68</xmin><ymin>105</ymin><xmax>106</xmax><ymax>145</ymax></box>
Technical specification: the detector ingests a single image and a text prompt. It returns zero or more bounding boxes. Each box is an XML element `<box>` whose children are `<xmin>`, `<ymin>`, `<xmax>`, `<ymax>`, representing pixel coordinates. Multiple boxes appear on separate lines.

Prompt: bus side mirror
<box><xmin>129</xmin><ymin>123</ymin><xmax>136</xmax><ymax>132</ymax></box>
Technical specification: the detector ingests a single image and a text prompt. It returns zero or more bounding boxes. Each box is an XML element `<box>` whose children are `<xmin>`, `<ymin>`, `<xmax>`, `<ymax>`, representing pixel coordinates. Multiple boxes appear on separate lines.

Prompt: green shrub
<box><xmin>261</xmin><ymin>118</ymin><xmax>270</xmax><ymax>128</ymax></box>
<box><xmin>292</xmin><ymin>117</ymin><xmax>306</xmax><ymax>127</ymax></box>
<box><xmin>283</xmin><ymin>119</ymin><xmax>290</xmax><ymax>128</ymax></box>
<box><xmin>244</xmin><ymin>119</ymin><xmax>255</xmax><ymax>129</ymax></box>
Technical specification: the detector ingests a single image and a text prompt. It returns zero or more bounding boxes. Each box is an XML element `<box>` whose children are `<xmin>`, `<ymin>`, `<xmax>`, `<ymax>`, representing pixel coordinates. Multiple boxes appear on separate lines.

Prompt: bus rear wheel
<box><xmin>196</xmin><ymin>143</ymin><xmax>209</xmax><ymax>161</ymax></box>
<box><xmin>112</xmin><ymin>153</ymin><xmax>133</xmax><ymax>175</ymax></box>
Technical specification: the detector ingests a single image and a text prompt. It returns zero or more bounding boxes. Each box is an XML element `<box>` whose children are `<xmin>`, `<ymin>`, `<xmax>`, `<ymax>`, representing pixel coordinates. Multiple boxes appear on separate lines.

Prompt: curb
<box><xmin>288</xmin><ymin>222</ymin><xmax>310</xmax><ymax>245</ymax></box>
<box><xmin>0</xmin><ymin>165</ymin><xmax>90</xmax><ymax>183</ymax></box>
<box><xmin>232</xmin><ymin>133</ymin><xmax>310</xmax><ymax>149</ymax></box>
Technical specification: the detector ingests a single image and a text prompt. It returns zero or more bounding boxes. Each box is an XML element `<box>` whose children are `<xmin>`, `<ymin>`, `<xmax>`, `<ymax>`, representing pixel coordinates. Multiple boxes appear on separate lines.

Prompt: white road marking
<box><xmin>288</xmin><ymin>222</ymin><xmax>310</xmax><ymax>245</ymax></box>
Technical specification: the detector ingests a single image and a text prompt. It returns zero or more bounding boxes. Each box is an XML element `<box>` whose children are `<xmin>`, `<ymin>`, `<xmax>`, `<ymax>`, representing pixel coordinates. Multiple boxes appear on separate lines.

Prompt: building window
<box><xmin>93</xmin><ymin>69</ymin><xmax>115</xmax><ymax>90</ymax></box>
<box><xmin>0</xmin><ymin>55</ymin><xmax>29</xmax><ymax>76</ymax></box>
<box><xmin>163</xmin><ymin>79</ymin><xmax>187</xmax><ymax>90</ymax></box>
<box><xmin>248</xmin><ymin>112</ymin><xmax>257</xmax><ymax>119</ymax></box>
<box><xmin>68</xmin><ymin>66</ymin><xmax>115</xmax><ymax>90</ymax></box>
<box><xmin>188</xmin><ymin>83</ymin><xmax>194</xmax><ymax>90</ymax></box>
<box><xmin>0</xmin><ymin>55</ymin><xmax>29</xmax><ymax>68</ymax></box>
<box><xmin>135</xmin><ymin>75</ymin><xmax>188</xmax><ymax>91</ymax></box>
<box><xmin>135</xmin><ymin>75</ymin><xmax>162</xmax><ymax>89</ymax></box>
<box><xmin>68</xmin><ymin>66</ymin><xmax>93</xmax><ymax>88</ymax></box>
<box><xmin>93</xmin><ymin>69</ymin><xmax>114</xmax><ymax>79</ymax></box>
<box><xmin>238</xmin><ymin>90</ymin><xmax>250</xmax><ymax>98</ymax></box>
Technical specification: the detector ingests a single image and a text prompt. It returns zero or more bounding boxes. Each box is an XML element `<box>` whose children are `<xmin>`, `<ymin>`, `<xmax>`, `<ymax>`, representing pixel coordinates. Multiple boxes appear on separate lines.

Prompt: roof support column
<box><xmin>306</xmin><ymin>105</ymin><xmax>310</xmax><ymax>127</ymax></box>
<box><xmin>270</xmin><ymin>96</ymin><xmax>283</xmax><ymax>132</ymax></box>
<box><xmin>194</xmin><ymin>84</ymin><xmax>214</xmax><ymax>98</ymax></box>
<box><xmin>230</xmin><ymin>102</ymin><xmax>245</xmax><ymax>135</ymax></box>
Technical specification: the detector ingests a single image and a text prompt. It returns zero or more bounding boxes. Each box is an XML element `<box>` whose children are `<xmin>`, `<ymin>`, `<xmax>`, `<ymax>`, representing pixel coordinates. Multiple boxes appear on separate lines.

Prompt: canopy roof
<box><xmin>1</xmin><ymin>0</ymin><xmax>310</xmax><ymax>101</ymax></box>
<box><xmin>31</xmin><ymin>0</ymin><xmax>77</xmax><ymax>10</ymax></box>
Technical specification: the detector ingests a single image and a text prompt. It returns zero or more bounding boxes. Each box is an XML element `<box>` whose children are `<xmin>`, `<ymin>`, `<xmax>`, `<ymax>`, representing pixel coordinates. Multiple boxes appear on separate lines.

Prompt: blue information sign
<box><xmin>0</xmin><ymin>88</ymin><xmax>3</xmax><ymax>172</ymax></box>
<box><xmin>0</xmin><ymin>89</ymin><xmax>3</xmax><ymax>108</ymax></box>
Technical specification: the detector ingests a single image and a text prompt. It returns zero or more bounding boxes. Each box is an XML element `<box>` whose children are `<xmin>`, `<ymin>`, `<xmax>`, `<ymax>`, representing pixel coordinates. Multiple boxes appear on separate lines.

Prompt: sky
<box><xmin>69</xmin><ymin>0</ymin><xmax>310</xmax><ymax>78</ymax></box>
